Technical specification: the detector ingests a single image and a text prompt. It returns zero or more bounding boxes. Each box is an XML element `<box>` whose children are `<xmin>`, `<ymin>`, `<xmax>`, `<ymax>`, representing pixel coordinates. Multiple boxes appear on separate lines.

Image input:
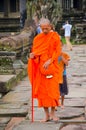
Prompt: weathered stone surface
<box><xmin>0</xmin><ymin>118</ymin><xmax>11</xmax><ymax>130</ymax></box>
<box><xmin>0</xmin><ymin>76</ymin><xmax>30</xmax><ymax>117</ymax></box>
<box><xmin>0</xmin><ymin>126</ymin><xmax>6</xmax><ymax>130</ymax></box>
<box><xmin>0</xmin><ymin>75</ymin><xmax>16</xmax><ymax>83</ymax></box>
<box><xmin>28</xmin><ymin>106</ymin><xmax>84</xmax><ymax>121</ymax></box>
<box><xmin>0</xmin><ymin>117</ymin><xmax>10</xmax><ymax>124</ymax></box>
<box><xmin>0</xmin><ymin>31</ymin><xmax>33</xmax><ymax>51</ymax></box>
<box><xmin>0</xmin><ymin>103</ymin><xmax>22</xmax><ymax>109</ymax></box>
<box><xmin>61</xmin><ymin>124</ymin><xmax>86</xmax><ymax>130</ymax></box>
<box><xmin>56</xmin><ymin>107</ymin><xmax>84</xmax><ymax>119</ymax></box>
<box><xmin>13</xmin><ymin>120</ymin><xmax>62</xmax><ymax>130</ymax></box>
<box><xmin>0</xmin><ymin>108</ymin><xmax>28</xmax><ymax>117</ymax></box>
<box><xmin>66</xmin><ymin>85</ymin><xmax>86</xmax><ymax>98</ymax></box>
<box><xmin>12</xmin><ymin>86</ymin><xmax>30</xmax><ymax>92</ymax></box>
<box><xmin>0</xmin><ymin>67</ymin><xmax>27</xmax><ymax>93</ymax></box>
<box><xmin>5</xmin><ymin>117</ymin><xmax>25</xmax><ymax>130</ymax></box>
<box><xmin>85</xmin><ymin>105</ymin><xmax>86</xmax><ymax>119</ymax></box>
<box><xmin>0</xmin><ymin>75</ymin><xmax>16</xmax><ymax>93</ymax></box>
<box><xmin>2</xmin><ymin>91</ymin><xmax>30</xmax><ymax>102</ymax></box>
<box><xmin>59</xmin><ymin>120</ymin><xmax>86</xmax><ymax>123</ymax></box>
<box><xmin>63</xmin><ymin>98</ymin><xmax>86</xmax><ymax>107</ymax></box>
<box><xmin>13</xmin><ymin>60</ymin><xmax>25</xmax><ymax>69</ymax></box>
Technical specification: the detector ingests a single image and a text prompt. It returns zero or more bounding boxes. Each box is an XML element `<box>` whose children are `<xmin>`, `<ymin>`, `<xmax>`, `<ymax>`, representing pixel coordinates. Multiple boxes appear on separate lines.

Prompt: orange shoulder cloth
<box><xmin>32</xmin><ymin>31</ymin><xmax>60</xmax><ymax>55</ymax></box>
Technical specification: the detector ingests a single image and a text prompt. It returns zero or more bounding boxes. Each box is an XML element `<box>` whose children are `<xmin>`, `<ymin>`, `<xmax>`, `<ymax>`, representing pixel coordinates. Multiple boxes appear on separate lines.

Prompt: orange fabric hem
<box><xmin>38</xmin><ymin>97</ymin><xmax>60</xmax><ymax>107</ymax></box>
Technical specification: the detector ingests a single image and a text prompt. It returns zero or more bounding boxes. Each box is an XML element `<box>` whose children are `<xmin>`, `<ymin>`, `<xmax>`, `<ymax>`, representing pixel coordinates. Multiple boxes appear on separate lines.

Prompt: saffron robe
<box><xmin>58</xmin><ymin>52</ymin><xmax>70</xmax><ymax>84</ymax></box>
<box><xmin>28</xmin><ymin>31</ymin><xmax>61</xmax><ymax>107</ymax></box>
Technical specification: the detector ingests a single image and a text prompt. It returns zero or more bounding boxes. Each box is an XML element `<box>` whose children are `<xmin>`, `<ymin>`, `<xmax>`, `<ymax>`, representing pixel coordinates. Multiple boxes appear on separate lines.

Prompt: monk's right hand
<box><xmin>29</xmin><ymin>53</ymin><xmax>35</xmax><ymax>59</ymax></box>
<box><xmin>43</xmin><ymin>59</ymin><xmax>51</xmax><ymax>69</ymax></box>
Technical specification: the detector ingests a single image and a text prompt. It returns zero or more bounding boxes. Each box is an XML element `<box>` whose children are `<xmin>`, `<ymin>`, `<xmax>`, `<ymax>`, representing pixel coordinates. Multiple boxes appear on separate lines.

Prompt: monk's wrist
<box><xmin>50</xmin><ymin>58</ymin><xmax>53</xmax><ymax>63</ymax></box>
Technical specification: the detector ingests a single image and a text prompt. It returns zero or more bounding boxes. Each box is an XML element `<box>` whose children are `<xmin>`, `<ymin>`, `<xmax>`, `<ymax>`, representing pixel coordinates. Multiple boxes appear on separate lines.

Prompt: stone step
<box><xmin>0</xmin><ymin>18</ymin><xmax>20</xmax><ymax>24</ymax></box>
<box><xmin>0</xmin><ymin>66</ymin><xmax>27</xmax><ymax>93</ymax></box>
<box><xmin>0</xmin><ymin>108</ymin><xmax>28</xmax><ymax>117</ymax></box>
<box><xmin>0</xmin><ymin>18</ymin><xmax>20</xmax><ymax>32</ymax></box>
<box><xmin>0</xmin><ymin>51</ymin><xmax>16</xmax><ymax>57</ymax></box>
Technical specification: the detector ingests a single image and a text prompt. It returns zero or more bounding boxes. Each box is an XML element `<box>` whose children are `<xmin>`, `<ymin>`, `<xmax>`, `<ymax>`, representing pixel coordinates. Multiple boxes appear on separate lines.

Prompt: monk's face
<box><xmin>40</xmin><ymin>24</ymin><xmax>51</xmax><ymax>34</ymax></box>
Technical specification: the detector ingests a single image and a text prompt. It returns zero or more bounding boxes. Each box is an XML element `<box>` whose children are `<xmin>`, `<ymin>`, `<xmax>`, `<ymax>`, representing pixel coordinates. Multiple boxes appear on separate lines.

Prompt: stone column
<box><xmin>66</xmin><ymin>0</ymin><xmax>71</xmax><ymax>10</ymax></box>
<box><xmin>19</xmin><ymin>0</ymin><xmax>27</xmax><ymax>28</ymax></box>
<box><xmin>19</xmin><ymin>0</ymin><xmax>26</xmax><ymax>13</ymax></box>
<box><xmin>4</xmin><ymin>0</ymin><xmax>10</xmax><ymax>17</ymax></box>
<box><xmin>71</xmin><ymin>0</ymin><xmax>73</xmax><ymax>8</ymax></box>
<box><xmin>69</xmin><ymin>0</ymin><xmax>71</xmax><ymax>10</ymax></box>
<box><xmin>66</xmin><ymin>0</ymin><xmax>68</xmax><ymax>10</ymax></box>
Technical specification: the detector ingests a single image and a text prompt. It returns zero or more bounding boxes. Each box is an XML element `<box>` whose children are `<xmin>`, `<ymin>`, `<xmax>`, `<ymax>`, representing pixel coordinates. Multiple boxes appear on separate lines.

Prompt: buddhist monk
<box><xmin>28</xmin><ymin>18</ymin><xmax>61</xmax><ymax>122</ymax></box>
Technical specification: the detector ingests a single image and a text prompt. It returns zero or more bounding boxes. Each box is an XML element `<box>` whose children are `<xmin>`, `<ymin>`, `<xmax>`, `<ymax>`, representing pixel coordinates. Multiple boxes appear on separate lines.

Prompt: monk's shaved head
<box><xmin>39</xmin><ymin>18</ymin><xmax>50</xmax><ymax>25</ymax></box>
<box><xmin>39</xmin><ymin>18</ymin><xmax>51</xmax><ymax>34</ymax></box>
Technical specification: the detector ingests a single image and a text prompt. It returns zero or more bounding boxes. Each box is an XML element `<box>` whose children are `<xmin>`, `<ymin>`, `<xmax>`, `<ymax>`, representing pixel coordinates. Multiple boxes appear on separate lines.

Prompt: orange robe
<box><xmin>58</xmin><ymin>52</ymin><xmax>70</xmax><ymax>84</ymax></box>
<box><xmin>28</xmin><ymin>31</ymin><xmax>61</xmax><ymax>107</ymax></box>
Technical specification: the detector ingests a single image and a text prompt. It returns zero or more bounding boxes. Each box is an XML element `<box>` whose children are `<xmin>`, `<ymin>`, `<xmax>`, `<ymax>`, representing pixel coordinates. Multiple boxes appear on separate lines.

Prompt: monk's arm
<box><xmin>43</xmin><ymin>39</ymin><xmax>61</xmax><ymax>69</ymax></box>
<box><xmin>51</xmin><ymin>39</ymin><xmax>62</xmax><ymax>63</ymax></box>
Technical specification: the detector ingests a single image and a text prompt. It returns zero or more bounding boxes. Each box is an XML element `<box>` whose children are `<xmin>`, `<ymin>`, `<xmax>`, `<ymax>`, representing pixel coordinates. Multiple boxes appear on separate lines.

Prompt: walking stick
<box><xmin>31</xmin><ymin>60</ymin><xmax>34</xmax><ymax>122</ymax></box>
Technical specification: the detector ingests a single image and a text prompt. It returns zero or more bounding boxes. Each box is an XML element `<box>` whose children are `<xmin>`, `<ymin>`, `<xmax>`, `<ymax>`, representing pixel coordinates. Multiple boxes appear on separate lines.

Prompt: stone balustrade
<box><xmin>0</xmin><ymin>20</ymin><xmax>36</xmax><ymax>74</ymax></box>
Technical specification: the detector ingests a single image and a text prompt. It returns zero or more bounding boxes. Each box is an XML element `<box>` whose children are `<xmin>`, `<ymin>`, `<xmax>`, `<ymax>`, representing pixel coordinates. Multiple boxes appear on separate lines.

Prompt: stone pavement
<box><xmin>0</xmin><ymin>45</ymin><xmax>86</xmax><ymax>130</ymax></box>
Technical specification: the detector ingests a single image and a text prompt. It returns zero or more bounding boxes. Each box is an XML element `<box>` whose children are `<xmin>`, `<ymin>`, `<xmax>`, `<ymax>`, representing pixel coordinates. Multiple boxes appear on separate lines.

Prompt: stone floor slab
<box><xmin>0</xmin><ymin>75</ymin><xmax>16</xmax><ymax>82</ymax></box>
<box><xmin>0</xmin><ymin>103</ymin><xmax>22</xmax><ymax>109</ymax></box>
<box><xmin>0</xmin><ymin>117</ymin><xmax>10</xmax><ymax>124</ymax></box>
<box><xmin>13</xmin><ymin>120</ymin><xmax>62</xmax><ymax>130</ymax></box>
<box><xmin>0</xmin><ymin>126</ymin><xmax>6</xmax><ymax>130</ymax></box>
<box><xmin>2</xmin><ymin>91</ymin><xmax>30</xmax><ymax>102</ymax></box>
<box><xmin>56</xmin><ymin>107</ymin><xmax>84</xmax><ymax>119</ymax></box>
<box><xmin>0</xmin><ymin>108</ymin><xmax>28</xmax><ymax>117</ymax></box>
<box><xmin>63</xmin><ymin>98</ymin><xmax>86</xmax><ymax>107</ymax></box>
<box><xmin>60</xmin><ymin>124</ymin><xmax>86</xmax><ymax>130</ymax></box>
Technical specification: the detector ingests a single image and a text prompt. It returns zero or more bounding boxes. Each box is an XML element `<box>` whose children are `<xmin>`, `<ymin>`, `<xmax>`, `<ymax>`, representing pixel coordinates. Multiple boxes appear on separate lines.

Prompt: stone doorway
<box><xmin>10</xmin><ymin>0</ymin><xmax>19</xmax><ymax>12</ymax></box>
<box><xmin>73</xmin><ymin>0</ymin><xmax>82</xmax><ymax>10</ymax></box>
<box><xmin>0</xmin><ymin>0</ymin><xmax>4</xmax><ymax>12</ymax></box>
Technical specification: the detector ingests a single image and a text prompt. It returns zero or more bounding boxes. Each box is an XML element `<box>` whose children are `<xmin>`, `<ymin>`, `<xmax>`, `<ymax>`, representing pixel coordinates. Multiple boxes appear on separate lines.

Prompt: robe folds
<box><xmin>28</xmin><ymin>31</ymin><xmax>61</xmax><ymax>107</ymax></box>
<box><xmin>58</xmin><ymin>52</ymin><xmax>70</xmax><ymax>84</ymax></box>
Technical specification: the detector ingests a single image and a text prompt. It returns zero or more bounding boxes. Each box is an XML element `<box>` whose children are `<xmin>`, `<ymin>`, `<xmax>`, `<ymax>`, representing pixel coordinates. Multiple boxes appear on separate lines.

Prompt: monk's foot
<box><xmin>51</xmin><ymin>117</ymin><xmax>59</xmax><ymax>123</ymax></box>
<box><xmin>40</xmin><ymin>115</ymin><xmax>51</xmax><ymax>122</ymax></box>
<box><xmin>55</xmin><ymin>107</ymin><xmax>58</xmax><ymax>111</ymax></box>
<box><xmin>49</xmin><ymin>113</ymin><xmax>59</xmax><ymax>122</ymax></box>
<box><xmin>40</xmin><ymin>118</ymin><xmax>50</xmax><ymax>122</ymax></box>
<box><xmin>61</xmin><ymin>105</ymin><xmax>64</xmax><ymax>109</ymax></box>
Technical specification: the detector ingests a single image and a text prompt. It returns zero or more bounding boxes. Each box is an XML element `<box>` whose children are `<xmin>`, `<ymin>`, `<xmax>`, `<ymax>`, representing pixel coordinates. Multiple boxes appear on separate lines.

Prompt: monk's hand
<box><xmin>43</xmin><ymin>59</ymin><xmax>51</xmax><ymax>69</ymax></box>
<box><xmin>29</xmin><ymin>53</ymin><xmax>35</xmax><ymax>59</ymax></box>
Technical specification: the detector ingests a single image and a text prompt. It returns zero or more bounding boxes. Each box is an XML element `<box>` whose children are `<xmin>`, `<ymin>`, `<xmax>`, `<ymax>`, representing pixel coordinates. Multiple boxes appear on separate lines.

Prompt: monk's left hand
<box><xmin>43</xmin><ymin>59</ymin><xmax>51</xmax><ymax>69</ymax></box>
<box><xmin>29</xmin><ymin>53</ymin><xmax>35</xmax><ymax>59</ymax></box>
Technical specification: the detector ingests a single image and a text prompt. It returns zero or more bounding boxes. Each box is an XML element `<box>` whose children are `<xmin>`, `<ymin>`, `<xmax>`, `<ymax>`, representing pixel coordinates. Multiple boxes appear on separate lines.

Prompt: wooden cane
<box><xmin>31</xmin><ymin>60</ymin><xmax>34</xmax><ymax>122</ymax></box>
